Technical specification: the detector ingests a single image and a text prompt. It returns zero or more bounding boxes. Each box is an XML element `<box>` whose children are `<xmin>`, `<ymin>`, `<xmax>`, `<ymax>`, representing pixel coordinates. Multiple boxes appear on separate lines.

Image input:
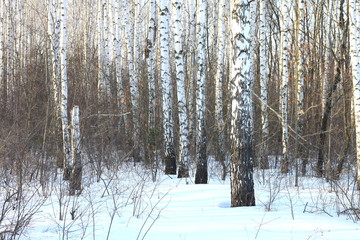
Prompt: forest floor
<box><xmin>2</xmin><ymin>159</ymin><xmax>360</xmax><ymax>240</ymax></box>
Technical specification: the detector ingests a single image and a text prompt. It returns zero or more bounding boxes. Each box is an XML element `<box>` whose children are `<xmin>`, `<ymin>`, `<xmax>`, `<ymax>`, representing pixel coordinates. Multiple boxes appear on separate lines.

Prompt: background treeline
<box><xmin>0</xmin><ymin>0</ymin><xmax>359</xmax><ymax>189</ymax></box>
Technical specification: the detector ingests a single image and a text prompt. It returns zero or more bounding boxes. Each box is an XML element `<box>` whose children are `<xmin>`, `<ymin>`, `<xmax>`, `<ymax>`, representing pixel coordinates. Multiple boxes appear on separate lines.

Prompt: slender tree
<box><xmin>124</xmin><ymin>0</ymin><xmax>140</xmax><ymax>162</ymax></box>
<box><xmin>173</xmin><ymin>0</ymin><xmax>190</xmax><ymax>178</ymax></box>
<box><xmin>147</xmin><ymin>0</ymin><xmax>158</xmax><ymax>174</ymax></box>
<box><xmin>214</xmin><ymin>0</ymin><xmax>228</xmax><ymax>180</ymax></box>
<box><xmin>59</xmin><ymin>0</ymin><xmax>72</xmax><ymax>179</ymax></box>
<box><xmin>160</xmin><ymin>0</ymin><xmax>176</xmax><ymax>174</ymax></box>
<box><xmin>259</xmin><ymin>0</ymin><xmax>269</xmax><ymax>169</ymax></box>
<box><xmin>69</xmin><ymin>106</ymin><xmax>82</xmax><ymax>195</ymax></box>
<box><xmin>230</xmin><ymin>0</ymin><xmax>255</xmax><ymax>207</ymax></box>
<box><xmin>195</xmin><ymin>0</ymin><xmax>208</xmax><ymax>184</ymax></box>
<box><xmin>280</xmin><ymin>0</ymin><xmax>291</xmax><ymax>174</ymax></box>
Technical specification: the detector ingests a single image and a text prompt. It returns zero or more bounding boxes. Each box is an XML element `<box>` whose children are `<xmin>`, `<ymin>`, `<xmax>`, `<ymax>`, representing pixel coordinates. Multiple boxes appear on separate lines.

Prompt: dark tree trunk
<box><xmin>317</xmin><ymin>67</ymin><xmax>341</xmax><ymax>177</ymax></box>
<box><xmin>231</xmin><ymin>131</ymin><xmax>255</xmax><ymax>207</ymax></box>
<box><xmin>195</xmin><ymin>125</ymin><xmax>207</xmax><ymax>184</ymax></box>
<box><xmin>164</xmin><ymin>146</ymin><xmax>177</xmax><ymax>175</ymax></box>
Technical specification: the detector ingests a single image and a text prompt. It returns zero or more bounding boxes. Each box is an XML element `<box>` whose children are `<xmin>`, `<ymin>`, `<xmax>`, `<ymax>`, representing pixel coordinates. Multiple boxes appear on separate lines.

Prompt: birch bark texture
<box><xmin>160</xmin><ymin>0</ymin><xmax>176</xmax><ymax>174</ymax></box>
<box><xmin>214</xmin><ymin>0</ymin><xmax>227</xmax><ymax>180</ymax></box>
<box><xmin>59</xmin><ymin>0</ymin><xmax>72</xmax><ymax>179</ymax></box>
<box><xmin>69</xmin><ymin>106</ymin><xmax>82</xmax><ymax>195</ymax></box>
<box><xmin>230</xmin><ymin>0</ymin><xmax>255</xmax><ymax>207</ymax></box>
<box><xmin>280</xmin><ymin>0</ymin><xmax>291</xmax><ymax>174</ymax></box>
<box><xmin>173</xmin><ymin>0</ymin><xmax>190</xmax><ymax>178</ymax></box>
<box><xmin>349</xmin><ymin>0</ymin><xmax>360</xmax><ymax>189</ymax></box>
<box><xmin>194</xmin><ymin>0</ymin><xmax>208</xmax><ymax>184</ymax></box>
<box><xmin>147</xmin><ymin>0</ymin><xmax>157</xmax><ymax>170</ymax></box>
<box><xmin>259</xmin><ymin>0</ymin><xmax>269</xmax><ymax>169</ymax></box>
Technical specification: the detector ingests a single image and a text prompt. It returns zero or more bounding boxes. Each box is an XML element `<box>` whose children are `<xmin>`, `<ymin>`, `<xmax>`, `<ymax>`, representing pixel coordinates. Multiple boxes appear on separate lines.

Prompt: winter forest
<box><xmin>1</xmin><ymin>0</ymin><xmax>360</xmax><ymax>239</ymax></box>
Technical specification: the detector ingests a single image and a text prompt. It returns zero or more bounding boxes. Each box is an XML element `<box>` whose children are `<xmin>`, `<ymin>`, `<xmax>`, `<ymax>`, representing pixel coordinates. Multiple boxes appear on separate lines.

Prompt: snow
<box><xmin>2</xmin><ymin>163</ymin><xmax>360</xmax><ymax>240</ymax></box>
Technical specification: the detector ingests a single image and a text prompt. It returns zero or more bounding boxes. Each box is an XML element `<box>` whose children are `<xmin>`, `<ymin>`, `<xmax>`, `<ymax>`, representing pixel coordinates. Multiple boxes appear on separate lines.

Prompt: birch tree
<box><xmin>97</xmin><ymin>0</ymin><xmax>109</xmax><ymax>102</ymax></box>
<box><xmin>214</xmin><ymin>0</ymin><xmax>228</xmax><ymax>180</ymax></box>
<box><xmin>124</xmin><ymin>0</ymin><xmax>140</xmax><ymax>162</ymax></box>
<box><xmin>173</xmin><ymin>0</ymin><xmax>190</xmax><ymax>178</ymax></box>
<box><xmin>160</xmin><ymin>0</ymin><xmax>176</xmax><ymax>174</ymax></box>
<box><xmin>69</xmin><ymin>106</ymin><xmax>82</xmax><ymax>195</ymax></box>
<box><xmin>280</xmin><ymin>0</ymin><xmax>291</xmax><ymax>174</ymax></box>
<box><xmin>259</xmin><ymin>0</ymin><xmax>269</xmax><ymax>169</ymax></box>
<box><xmin>186</xmin><ymin>0</ymin><xmax>197</xmax><ymax>149</ymax></box>
<box><xmin>293</xmin><ymin>0</ymin><xmax>305</xmax><ymax>183</ymax></box>
<box><xmin>195</xmin><ymin>0</ymin><xmax>208</xmax><ymax>184</ymax></box>
<box><xmin>349</xmin><ymin>0</ymin><xmax>360</xmax><ymax>189</ymax></box>
<box><xmin>59</xmin><ymin>0</ymin><xmax>72</xmax><ymax>179</ymax></box>
<box><xmin>114</xmin><ymin>0</ymin><xmax>124</xmax><ymax>115</ymax></box>
<box><xmin>147</xmin><ymin>0</ymin><xmax>157</xmax><ymax>173</ymax></box>
<box><xmin>230</xmin><ymin>0</ymin><xmax>255</xmax><ymax>207</ymax></box>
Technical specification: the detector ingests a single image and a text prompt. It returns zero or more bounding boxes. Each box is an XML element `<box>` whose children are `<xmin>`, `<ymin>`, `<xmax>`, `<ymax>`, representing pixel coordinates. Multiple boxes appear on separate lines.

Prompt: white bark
<box><xmin>114</xmin><ymin>0</ymin><xmax>124</xmax><ymax>114</ymax></box>
<box><xmin>147</xmin><ymin>0</ymin><xmax>157</xmax><ymax>170</ymax></box>
<box><xmin>295</xmin><ymin>0</ymin><xmax>305</xmax><ymax>125</ymax></box>
<box><xmin>69</xmin><ymin>105</ymin><xmax>82</xmax><ymax>194</ymax></box>
<box><xmin>124</xmin><ymin>0</ymin><xmax>140</xmax><ymax>161</ymax></box>
<box><xmin>59</xmin><ymin>0</ymin><xmax>72</xmax><ymax>177</ymax></box>
<box><xmin>186</xmin><ymin>0</ymin><xmax>196</xmax><ymax>146</ymax></box>
<box><xmin>230</xmin><ymin>0</ymin><xmax>255</xmax><ymax>207</ymax></box>
<box><xmin>160</xmin><ymin>0</ymin><xmax>176</xmax><ymax>174</ymax></box>
<box><xmin>280</xmin><ymin>0</ymin><xmax>291</xmax><ymax>173</ymax></box>
<box><xmin>173</xmin><ymin>0</ymin><xmax>190</xmax><ymax>177</ymax></box>
<box><xmin>259</xmin><ymin>0</ymin><xmax>269</xmax><ymax>168</ymax></box>
<box><xmin>214</xmin><ymin>0</ymin><xmax>227</xmax><ymax>178</ymax></box>
<box><xmin>194</xmin><ymin>0</ymin><xmax>208</xmax><ymax>184</ymax></box>
<box><xmin>48</xmin><ymin>0</ymin><xmax>61</xmax><ymax>109</ymax></box>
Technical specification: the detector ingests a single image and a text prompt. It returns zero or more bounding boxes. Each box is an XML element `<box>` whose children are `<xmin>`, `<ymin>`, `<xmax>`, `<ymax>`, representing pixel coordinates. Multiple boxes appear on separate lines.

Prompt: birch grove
<box><xmin>2</xmin><ymin>0</ymin><xmax>360</xmax><ymax>214</ymax></box>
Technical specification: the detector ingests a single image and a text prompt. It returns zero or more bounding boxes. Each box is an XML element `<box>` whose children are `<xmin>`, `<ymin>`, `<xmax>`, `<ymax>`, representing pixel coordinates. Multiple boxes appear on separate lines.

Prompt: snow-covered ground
<box><xmin>2</xmin><ymin>162</ymin><xmax>360</xmax><ymax>240</ymax></box>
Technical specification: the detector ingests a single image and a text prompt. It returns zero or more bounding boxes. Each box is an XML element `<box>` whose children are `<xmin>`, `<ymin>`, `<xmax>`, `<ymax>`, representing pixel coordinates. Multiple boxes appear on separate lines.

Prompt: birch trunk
<box><xmin>59</xmin><ymin>0</ymin><xmax>72</xmax><ymax>179</ymax></box>
<box><xmin>97</xmin><ymin>0</ymin><xmax>106</xmax><ymax>102</ymax></box>
<box><xmin>214</xmin><ymin>0</ymin><xmax>227</xmax><ymax>180</ymax></box>
<box><xmin>259</xmin><ymin>0</ymin><xmax>269</xmax><ymax>169</ymax></box>
<box><xmin>230</xmin><ymin>0</ymin><xmax>255</xmax><ymax>207</ymax></box>
<box><xmin>280</xmin><ymin>0</ymin><xmax>290</xmax><ymax>174</ymax></box>
<box><xmin>194</xmin><ymin>0</ymin><xmax>208</xmax><ymax>184</ymax></box>
<box><xmin>48</xmin><ymin>0</ymin><xmax>60</xmax><ymax>109</ymax></box>
<box><xmin>294</xmin><ymin>0</ymin><xmax>305</xmax><ymax>185</ymax></box>
<box><xmin>186</xmin><ymin>0</ymin><xmax>196</xmax><ymax>154</ymax></box>
<box><xmin>147</xmin><ymin>0</ymin><xmax>158</xmax><ymax>175</ymax></box>
<box><xmin>160</xmin><ymin>0</ymin><xmax>176</xmax><ymax>174</ymax></box>
<box><xmin>69</xmin><ymin>106</ymin><xmax>82</xmax><ymax>195</ymax></box>
<box><xmin>114</xmin><ymin>0</ymin><xmax>124</xmax><ymax>115</ymax></box>
<box><xmin>174</xmin><ymin>0</ymin><xmax>190</xmax><ymax>178</ymax></box>
<box><xmin>124</xmin><ymin>0</ymin><xmax>140</xmax><ymax>162</ymax></box>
